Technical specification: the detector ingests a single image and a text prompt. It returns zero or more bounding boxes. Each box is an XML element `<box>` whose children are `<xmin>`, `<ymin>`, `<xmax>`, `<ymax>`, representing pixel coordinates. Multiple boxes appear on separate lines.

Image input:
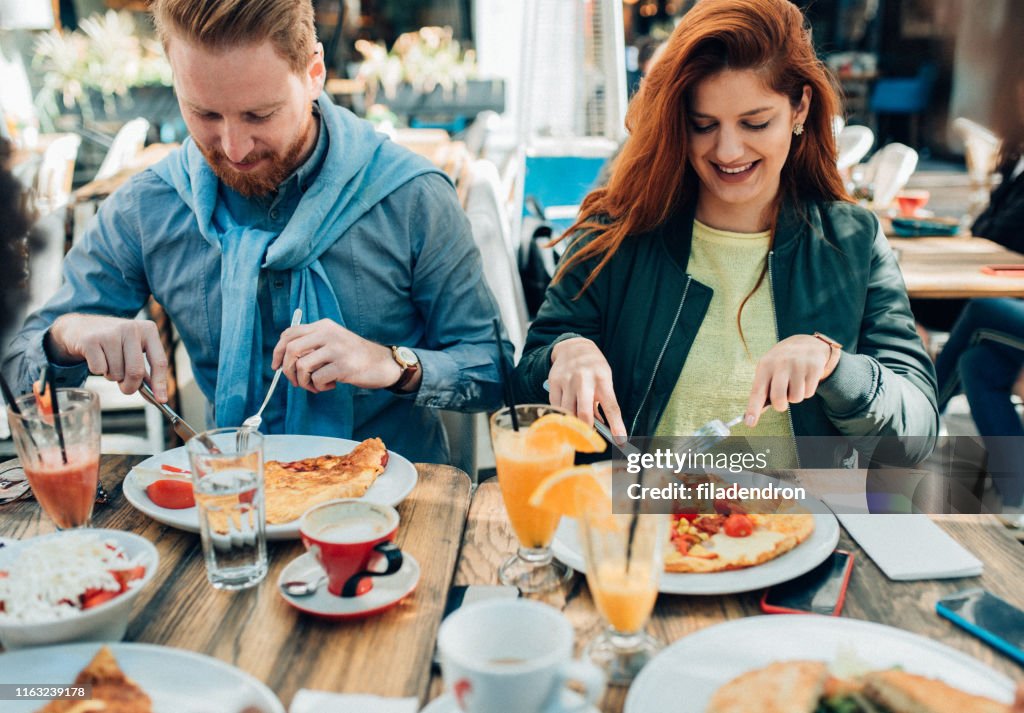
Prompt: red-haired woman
<box><xmin>513</xmin><ymin>0</ymin><xmax>938</xmax><ymax>468</ymax></box>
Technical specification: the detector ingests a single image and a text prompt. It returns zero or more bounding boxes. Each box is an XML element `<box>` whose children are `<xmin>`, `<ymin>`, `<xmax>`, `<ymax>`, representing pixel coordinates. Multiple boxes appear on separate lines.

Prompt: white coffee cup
<box><xmin>437</xmin><ymin>599</ymin><xmax>605</xmax><ymax>713</ymax></box>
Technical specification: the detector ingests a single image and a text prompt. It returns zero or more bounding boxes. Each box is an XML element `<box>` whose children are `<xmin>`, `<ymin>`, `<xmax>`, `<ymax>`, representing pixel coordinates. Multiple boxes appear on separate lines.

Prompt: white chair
<box><xmin>831</xmin><ymin>115</ymin><xmax>846</xmax><ymax>139</ymax></box>
<box><xmin>94</xmin><ymin>117</ymin><xmax>150</xmax><ymax>180</ymax></box>
<box><xmin>952</xmin><ymin>118</ymin><xmax>1001</xmax><ymax>215</ymax></box>
<box><xmin>864</xmin><ymin>142</ymin><xmax>919</xmax><ymax>211</ymax></box>
<box><xmin>34</xmin><ymin>133</ymin><xmax>81</xmax><ymax>215</ymax></box>
<box><xmin>836</xmin><ymin>125</ymin><xmax>874</xmax><ymax>172</ymax></box>
<box><xmin>463</xmin><ymin>110</ymin><xmax>501</xmax><ymax>159</ymax></box>
<box><xmin>465</xmin><ymin>158</ymin><xmax>529</xmax><ymax>358</ymax></box>
<box><xmin>440</xmin><ymin>158</ymin><xmax>532</xmax><ymax>480</ymax></box>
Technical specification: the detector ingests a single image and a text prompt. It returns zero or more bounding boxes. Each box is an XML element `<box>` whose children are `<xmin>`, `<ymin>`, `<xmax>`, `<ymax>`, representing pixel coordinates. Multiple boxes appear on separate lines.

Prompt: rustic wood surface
<box><xmin>428</xmin><ymin>478</ymin><xmax>1024</xmax><ymax>712</ymax></box>
<box><xmin>890</xmin><ymin>236</ymin><xmax>1024</xmax><ymax>298</ymax></box>
<box><xmin>0</xmin><ymin>456</ymin><xmax>472</xmax><ymax>709</ymax></box>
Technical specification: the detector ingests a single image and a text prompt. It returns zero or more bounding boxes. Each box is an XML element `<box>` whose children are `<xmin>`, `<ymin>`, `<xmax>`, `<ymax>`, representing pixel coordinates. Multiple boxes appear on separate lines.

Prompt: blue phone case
<box><xmin>936</xmin><ymin>595</ymin><xmax>1024</xmax><ymax>667</ymax></box>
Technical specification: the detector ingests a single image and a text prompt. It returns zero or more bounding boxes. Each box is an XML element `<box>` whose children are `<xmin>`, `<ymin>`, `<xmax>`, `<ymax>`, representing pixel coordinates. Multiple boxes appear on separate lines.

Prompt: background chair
<box><xmin>836</xmin><ymin>125</ymin><xmax>874</xmax><ymax>172</ymax></box>
<box><xmin>34</xmin><ymin>133</ymin><xmax>81</xmax><ymax>215</ymax></box>
<box><xmin>440</xmin><ymin>158</ymin><xmax>532</xmax><ymax>481</ymax></box>
<box><xmin>93</xmin><ymin>117</ymin><xmax>150</xmax><ymax>181</ymax></box>
<box><xmin>864</xmin><ymin>142</ymin><xmax>919</xmax><ymax>211</ymax></box>
<box><xmin>952</xmin><ymin>117</ymin><xmax>1001</xmax><ymax>217</ymax></box>
<box><xmin>869</xmin><ymin>64</ymin><xmax>937</xmax><ymax>149</ymax></box>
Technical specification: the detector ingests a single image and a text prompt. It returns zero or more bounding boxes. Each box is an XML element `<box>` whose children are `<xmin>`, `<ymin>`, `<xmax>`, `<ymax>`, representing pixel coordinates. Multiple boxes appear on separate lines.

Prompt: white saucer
<box><xmin>422</xmin><ymin>690</ymin><xmax>600</xmax><ymax>713</ymax></box>
<box><xmin>277</xmin><ymin>550</ymin><xmax>419</xmax><ymax>620</ymax></box>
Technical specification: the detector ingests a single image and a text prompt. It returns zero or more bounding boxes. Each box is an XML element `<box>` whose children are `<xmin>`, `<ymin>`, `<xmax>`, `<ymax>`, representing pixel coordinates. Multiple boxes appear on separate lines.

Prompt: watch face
<box><xmin>396</xmin><ymin>346</ymin><xmax>418</xmax><ymax>365</ymax></box>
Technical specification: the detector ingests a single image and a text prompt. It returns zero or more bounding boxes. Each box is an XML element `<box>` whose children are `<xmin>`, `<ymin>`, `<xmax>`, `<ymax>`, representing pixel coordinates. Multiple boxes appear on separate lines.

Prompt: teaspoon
<box><xmin>281</xmin><ymin>573</ymin><xmax>326</xmax><ymax>597</ymax></box>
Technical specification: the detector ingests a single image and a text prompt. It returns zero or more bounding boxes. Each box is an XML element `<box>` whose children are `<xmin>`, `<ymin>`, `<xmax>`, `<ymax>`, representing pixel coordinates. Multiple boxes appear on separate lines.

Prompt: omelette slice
<box><xmin>263</xmin><ymin>437</ymin><xmax>389</xmax><ymax>524</ymax></box>
<box><xmin>35</xmin><ymin>646</ymin><xmax>152</xmax><ymax>713</ymax></box>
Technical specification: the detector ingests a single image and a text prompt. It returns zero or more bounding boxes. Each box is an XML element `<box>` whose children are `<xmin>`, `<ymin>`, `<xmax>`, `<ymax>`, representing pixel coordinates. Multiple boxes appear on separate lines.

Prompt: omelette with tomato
<box><xmin>665</xmin><ymin>509</ymin><xmax>815</xmax><ymax>573</ymax></box>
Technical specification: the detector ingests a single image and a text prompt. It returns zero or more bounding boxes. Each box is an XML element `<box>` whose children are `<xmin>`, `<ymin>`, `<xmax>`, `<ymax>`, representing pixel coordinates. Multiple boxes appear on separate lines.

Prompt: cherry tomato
<box><xmin>723</xmin><ymin>513</ymin><xmax>754</xmax><ymax>538</ymax></box>
<box><xmin>81</xmin><ymin>589</ymin><xmax>119</xmax><ymax>609</ymax></box>
<box><xmin>146</xmin><ymin>479</ymin><xmax>196</xmax><ymax>509</ymax></box>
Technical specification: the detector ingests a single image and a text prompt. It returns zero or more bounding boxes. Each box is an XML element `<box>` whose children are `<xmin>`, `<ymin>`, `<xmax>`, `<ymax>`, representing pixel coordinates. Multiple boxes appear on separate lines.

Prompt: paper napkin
<box><xmin>289</xmin><ymin>691</ymin><xmax>418</xmax><ymax>713</ymax></box>
<box><xmin>837</xmin><ymin>513</ymin><xmax>983</xmax><ymax>580</ymax></box>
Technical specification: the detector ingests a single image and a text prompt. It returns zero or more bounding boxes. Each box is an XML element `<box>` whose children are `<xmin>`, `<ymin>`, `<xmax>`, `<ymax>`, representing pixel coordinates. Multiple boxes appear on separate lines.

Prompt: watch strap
<box><xmin>813</xmin><ymin>332</ymin><xmax>843</xmax><ymax>377</ymax></box>
<box><xmin>388</xmin><ymin>346</ymin><xmax>419</xmax><ymax>393</ymax></box>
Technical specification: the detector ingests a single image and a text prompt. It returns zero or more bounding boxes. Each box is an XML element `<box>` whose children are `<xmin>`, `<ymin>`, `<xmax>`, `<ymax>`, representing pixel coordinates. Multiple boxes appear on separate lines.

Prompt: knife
<box><xmin>138</xmin><ymin>383</ymin><xmax>220</xmax><ymax>452</ymax></box>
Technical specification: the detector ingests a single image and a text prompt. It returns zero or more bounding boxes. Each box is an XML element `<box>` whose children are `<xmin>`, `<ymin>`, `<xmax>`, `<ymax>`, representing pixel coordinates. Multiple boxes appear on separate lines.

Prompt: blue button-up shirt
<box><xmin>3</xmin><ymin>112</ymin><xmax>508</xmax><ymax>463</ymax></box>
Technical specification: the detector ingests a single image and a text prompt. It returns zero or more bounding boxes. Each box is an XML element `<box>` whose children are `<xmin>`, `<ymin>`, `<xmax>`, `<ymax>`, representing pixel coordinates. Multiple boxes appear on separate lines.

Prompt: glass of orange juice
<box><xmin>7</xmin><ymin>388</ymin><xmax>100</xmax><ymax>529</ymax></box>
<box><xmin>490</xmin><ymin>404</ymin><xmax>578</xmax><ymax>593</ymax></box>
<box><xmin>577</xmin><ymin>496</ymin><xmax>666</xmax><ymax>685</ymax></box>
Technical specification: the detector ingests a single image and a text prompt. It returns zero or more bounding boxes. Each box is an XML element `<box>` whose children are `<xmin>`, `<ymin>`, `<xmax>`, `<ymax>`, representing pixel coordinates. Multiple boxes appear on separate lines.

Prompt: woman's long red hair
<box><xmin>555</xmin><ymin>0</ymin><xmax>849</xmax><ymax>291</ymax></box>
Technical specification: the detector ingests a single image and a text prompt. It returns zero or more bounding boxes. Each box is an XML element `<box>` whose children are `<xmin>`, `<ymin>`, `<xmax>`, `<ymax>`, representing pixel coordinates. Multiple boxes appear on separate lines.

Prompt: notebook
<box><xmin>836</xmin><ymin>513</ymin><xmax>983</xmax><ymax>580</ymax></box>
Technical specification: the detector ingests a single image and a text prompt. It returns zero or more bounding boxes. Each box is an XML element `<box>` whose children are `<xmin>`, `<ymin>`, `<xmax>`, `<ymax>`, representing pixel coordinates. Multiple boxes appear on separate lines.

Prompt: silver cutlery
<box><xmin>138</xmin><ymin>383</ymin><xmax>219</xmax><ymax>452</ymax></box>
<box><xmin>280</xmin><ymin>572</ymin><xmax>326</xmax><ymax>597</ymax></box>
<box><xmin>242</xmin><ymin>308</ymin><xmax>302</xmax><ymax>434</ymax></box>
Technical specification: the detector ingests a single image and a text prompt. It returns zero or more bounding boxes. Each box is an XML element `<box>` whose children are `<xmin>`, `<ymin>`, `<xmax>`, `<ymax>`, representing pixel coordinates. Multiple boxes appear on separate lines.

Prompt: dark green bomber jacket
<box><xmin>513</xmin><ymin>198</ymin><xmax>939</xmax><ymax>468</ymax></box>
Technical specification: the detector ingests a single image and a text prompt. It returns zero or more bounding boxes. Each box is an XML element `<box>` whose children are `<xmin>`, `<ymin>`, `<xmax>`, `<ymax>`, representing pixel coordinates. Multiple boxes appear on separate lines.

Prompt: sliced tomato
<box><xmin>723</xmin><ymin>513</ymin><xmax>754</xmax><ymax>538</ymax></box>
<box><xmin>146</xmin><ymin>479</ymin><xmax>196</xmax><ymax>509</ymax></box>
<box><xmin>32</xmin><ymin>380</ymin><xmax>53</xmax><ymax>417</ymax></box>
<box><xmin>238</xmin><ymin>489</ymin><xmax>255</xmax><ymax>504</ymax></box>
<box><xmin>111</xmin><ymin>566</ymin><xmax>146</xmax><ymax>589</ymax></box>
<box><xmin>380</xmin><ymin>452</ymin><xmax>389</xmax><ymax>468</ymax></box>
<box><xmin>161</xmin><ymin>464</ymin><xmax>191</xmax><ymax>474</ymax></box>
<box><xmin>81</xmin><ymin>588</ymin><xmax>120</xmax><ymax>609</ymax></box>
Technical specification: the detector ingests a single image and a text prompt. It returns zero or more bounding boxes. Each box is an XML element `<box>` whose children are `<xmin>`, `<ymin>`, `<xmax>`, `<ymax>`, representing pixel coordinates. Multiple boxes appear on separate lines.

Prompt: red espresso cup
<box><xmin>299</xmin><ymin>499</ymin><xmax>404</xmax><ymax>597</ymax></box>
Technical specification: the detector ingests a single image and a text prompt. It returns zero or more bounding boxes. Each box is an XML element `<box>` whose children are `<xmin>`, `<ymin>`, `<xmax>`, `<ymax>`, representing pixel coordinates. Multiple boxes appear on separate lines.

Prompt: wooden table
<box><xmin>891</xmin><ymin>236</ymin><xmax>1024</xmax><ymax>298</ymax></box>
<box><xmin>0</xmin><ymin>456</ymin><xmax>472</xmax><ymax>708</ymax></box>
<box><xmin>428</xmin><ymin>478</ymin><xmax>1024</xmax><ymax>712</ymax></box>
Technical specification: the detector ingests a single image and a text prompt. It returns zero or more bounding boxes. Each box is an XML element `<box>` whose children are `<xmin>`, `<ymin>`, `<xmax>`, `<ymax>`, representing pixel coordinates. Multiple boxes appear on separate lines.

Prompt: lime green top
<box><xmin>654</xmin><ymin>220</ymin><xmax>797</xmax><ymax>467</ymax></box>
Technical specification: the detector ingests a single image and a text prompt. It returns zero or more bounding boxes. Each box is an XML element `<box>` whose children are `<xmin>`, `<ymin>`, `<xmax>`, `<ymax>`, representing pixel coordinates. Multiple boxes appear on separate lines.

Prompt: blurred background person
<box><xmin>912</xmin><ymin>57</ymin><xmax>1024</xmax><ymax>336</ymax></box>
<box><xmin>0</xmin><ymin>137</ymin><xmax>33</xmax><ymax>359</ymax></box>
<box><xmin>935</xmin><ymin>299</ymin><xmax>1024</xmax><ymax>527</ymax></box>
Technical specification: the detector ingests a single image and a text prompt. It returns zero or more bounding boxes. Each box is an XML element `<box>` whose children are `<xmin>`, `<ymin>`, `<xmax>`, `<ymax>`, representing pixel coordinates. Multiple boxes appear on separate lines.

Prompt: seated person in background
<box><xmin>1</xmin><ymin>0</ymin><xmax>509</xmax><ymax>464</ymax></box>
<box><xmin>935</xmin><ymin>298</ymin><xmax>1024</xmax><ymax>526</ymax></box>
<box><xmin>513</xmin><ymin>0</ymin><xmax>937</xmax><ymax>469</ymax></box>
<box><xmin>970</xmin><ymin>57</ymin><xmax>1024</xmax><ymax>254</ymax></box>
<box><xmin>0</xmin><ymin>138</ymin><xmax>33</xmax><ymax>356</ymax></box>
<box><xmin>912</xmin><ymin>58</ymin><xmax>1024</xmax><ymax>333</ymax></box>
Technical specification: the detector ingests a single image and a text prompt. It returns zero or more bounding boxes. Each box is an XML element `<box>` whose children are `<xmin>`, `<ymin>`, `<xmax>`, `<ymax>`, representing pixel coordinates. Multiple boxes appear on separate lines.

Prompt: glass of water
<box><xmin>187</xmin><ymin>427</ymin><xmax>268</xmax><ymax>590</ymax></box>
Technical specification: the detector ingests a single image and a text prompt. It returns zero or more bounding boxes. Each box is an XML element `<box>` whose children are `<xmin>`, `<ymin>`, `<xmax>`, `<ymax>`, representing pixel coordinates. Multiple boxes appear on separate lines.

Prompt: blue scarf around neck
<box><xmin>152</xmin><ymin>93</ymin><xmax>446</xmax><ymax>436</ymax></box>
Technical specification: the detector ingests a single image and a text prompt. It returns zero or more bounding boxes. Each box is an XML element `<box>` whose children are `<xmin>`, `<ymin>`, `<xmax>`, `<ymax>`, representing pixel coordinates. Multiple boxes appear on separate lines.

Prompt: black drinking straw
<box><xmin>625</xmin><ymin>470</ymin><xmax>641</xmax><ymax>572</ymax></box>
<box><xmin>491</xmin><ymin>318</ymin><xmax>519</xmax><ymax>431</ymax></box>
<box><xmin>42</xmin><ymin>366</ymin><xmax>68</xmax><ymax>464</ymax></box>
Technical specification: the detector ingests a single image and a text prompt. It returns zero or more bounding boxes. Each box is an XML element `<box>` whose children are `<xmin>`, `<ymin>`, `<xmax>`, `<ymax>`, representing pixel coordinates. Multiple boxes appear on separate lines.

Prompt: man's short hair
<box><xmin>152</xmin><ymin>0</ymin><xmax>317</xmax><ymax>75</ymax></box>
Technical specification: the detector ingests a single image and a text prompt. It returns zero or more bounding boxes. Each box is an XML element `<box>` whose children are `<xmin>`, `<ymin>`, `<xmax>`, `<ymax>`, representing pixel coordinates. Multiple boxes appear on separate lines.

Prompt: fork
<box><xmin>688</xmin><ymin>403</ymin><xmax>774</xmax><ymax>452</ymax></box>
<box><xmin>238</xmin><ymin>307</ymin><xmax>299</xmax><ymax>436</ymax></box>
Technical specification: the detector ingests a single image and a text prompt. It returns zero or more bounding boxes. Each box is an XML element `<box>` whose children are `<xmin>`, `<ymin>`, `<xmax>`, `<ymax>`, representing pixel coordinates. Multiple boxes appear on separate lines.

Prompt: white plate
<box><xmin>277</xmin><ymin>550</ymin><xmax>420</xmax><ymax>620</ymax></box>
<box><xmin>423</xmin><ymin>690</ymin><xmax>599</xmax><ymax>713</ymax></box>
<box><xmin>624</xmin><ymin>616</ymin><xmax>1015</xmax><ymax>713</ymax></box>
<box><xmin>552</xmin><ymin>512</ymin><xmax>839</xmax><ymax>595</ymax></box>
<box><xmin>0</xmin><ymin>642</ymin><xmax>284</xmax><ymax>713</ymax></box>
<box><xmin>123</xmin><ymin>435</ymin><xmax>417</xmax><ymax>541</ymax></box>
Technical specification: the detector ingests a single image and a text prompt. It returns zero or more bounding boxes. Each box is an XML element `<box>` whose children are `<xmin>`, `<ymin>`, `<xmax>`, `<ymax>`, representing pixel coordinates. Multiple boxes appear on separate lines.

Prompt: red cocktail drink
<box><xmin>22</xmin><ymin>444</ymin><xmax>100</xmax><ymax>529</ymax></box>
<box><xmin>8</xmin><ymin>388</ymin><xmax>101</xmax><ymax>530</ymax></box>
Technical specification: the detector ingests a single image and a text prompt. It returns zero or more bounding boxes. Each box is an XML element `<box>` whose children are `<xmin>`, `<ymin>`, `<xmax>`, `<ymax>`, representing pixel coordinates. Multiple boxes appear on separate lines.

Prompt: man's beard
<box><xmin>197</xmin><ymin>114</ymin><xmax>313</xmax><ymax>198</ymax></box>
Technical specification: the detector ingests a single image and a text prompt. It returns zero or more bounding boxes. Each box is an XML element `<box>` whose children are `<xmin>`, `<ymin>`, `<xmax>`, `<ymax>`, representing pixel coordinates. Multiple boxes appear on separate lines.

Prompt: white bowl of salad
<box><xmin>0</xmin><ymin>528</ymin><xmax>158</xmax><ymax>649</ymax></box>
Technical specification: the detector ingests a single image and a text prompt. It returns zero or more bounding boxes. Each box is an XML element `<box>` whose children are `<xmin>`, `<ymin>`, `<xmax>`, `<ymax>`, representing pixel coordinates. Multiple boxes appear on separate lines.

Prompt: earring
<box><xmin>793</xmin><ymin>123</ymin><xmax>804</xmax><ymax>136</ymax></box>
